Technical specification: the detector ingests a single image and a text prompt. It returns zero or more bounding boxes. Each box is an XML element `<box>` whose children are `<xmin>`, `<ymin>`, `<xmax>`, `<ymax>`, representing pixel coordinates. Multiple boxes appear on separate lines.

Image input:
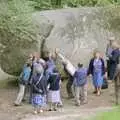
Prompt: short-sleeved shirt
<box><xmin>73</xmin><ymin>68</ymin><xmax>87</xmax><ymax>87</ymax></box>
<box><xmin>48</xmin><ymin>73</ymin><xmax>60</xmax><ymax>91</ymax></box>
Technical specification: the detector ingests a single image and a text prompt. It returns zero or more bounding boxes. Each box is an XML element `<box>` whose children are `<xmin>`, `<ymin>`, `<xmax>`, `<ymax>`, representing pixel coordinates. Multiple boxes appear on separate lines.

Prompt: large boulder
<box><xmin>33</xmin><ymin>8</ymin><xmax>118</xmax><ymax>67</ymax></box>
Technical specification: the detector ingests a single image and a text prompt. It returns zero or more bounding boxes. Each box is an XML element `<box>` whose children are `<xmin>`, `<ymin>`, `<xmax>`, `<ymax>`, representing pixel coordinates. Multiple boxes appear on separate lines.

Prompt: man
<box><xmin>14</xmin><ymin>62</ymin><xmax>31</xmax><ymax>106</ymax></box>
<box><xmin>109</xmin><ymin>42</ymin><xmax>120</xmax><ymax>81</ymax></box>
<box><xmin>55</xmin><ymin>49</ymin><xmax>76</xmax><ymax>99</ymax></box>
<box><xmin>106</xmin><ymin>37</ymin><xmax>114</xmax><ymax>79</ymax></box>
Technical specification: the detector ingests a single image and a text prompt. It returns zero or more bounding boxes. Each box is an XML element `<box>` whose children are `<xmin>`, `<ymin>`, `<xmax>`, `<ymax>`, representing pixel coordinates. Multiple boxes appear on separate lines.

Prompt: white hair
<box><xmin>34</xmin><ymin>63</ymin><xmax>44</xmax><ymax>74</ymax></box>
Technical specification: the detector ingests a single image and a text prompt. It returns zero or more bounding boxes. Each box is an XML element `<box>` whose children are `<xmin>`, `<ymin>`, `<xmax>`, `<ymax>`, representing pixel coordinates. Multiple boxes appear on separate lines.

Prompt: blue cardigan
<box><xmin>87</xmin><ymin>58</ymin><xmax>105</xmax><ymax>76</ymax></box>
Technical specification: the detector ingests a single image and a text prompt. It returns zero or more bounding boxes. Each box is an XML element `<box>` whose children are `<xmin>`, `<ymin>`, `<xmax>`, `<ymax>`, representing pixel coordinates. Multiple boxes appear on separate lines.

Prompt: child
<box><xmin>73</xmin><ymin>63</ymin><xmax>88</xmax><ymax>106</ymax></box>
<box><xmin>14</xmin><ymin>62</ymin><xmax>31</xmax><ymax>106</ymax></box>
<box><xmin>31</xmin><ymin>67</ymin><xmax>47</xmax><ymax>114</ymax></box>
<box><xmin>47</xmin><ymin>68</ymin><xmax>61</xmax><ymax>111</ymax></box>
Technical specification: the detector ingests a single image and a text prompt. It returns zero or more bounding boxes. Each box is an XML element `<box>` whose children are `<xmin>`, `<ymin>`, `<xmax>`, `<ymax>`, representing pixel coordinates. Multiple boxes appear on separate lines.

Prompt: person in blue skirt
<box><xmin>31</xmin><ymin>67</ymin><xmax>47</xmax><ymax>114</ymax></box>
<box><xmin>47</xmin><ymin>68</ymin><xmax>61</xmax><ymax>111</ymax></box>
<box><xmin>88</xmin><ymin>50</ymin><xmax>105</xmax><ymax>96</ymax></box>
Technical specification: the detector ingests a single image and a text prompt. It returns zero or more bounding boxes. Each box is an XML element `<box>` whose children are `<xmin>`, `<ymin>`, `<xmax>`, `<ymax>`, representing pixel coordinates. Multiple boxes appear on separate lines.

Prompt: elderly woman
<box><xmin>31</xmin><ymin>67</ymin><xmax>47</xmax><ymax>114</ymax></box>
<box><xmin>88</xmin><ymin>50</ymin><xmax>105</xmax><ymax>96</ymax></box>
<box><xmin>29</xmin><ymin>52</ymin><xmax>46</xmax><ymax>104</ymax></box>
<box><xmin>109</xmin><ymin>42</ymin><xmax>120</xmax><ymax>81</ymax></box>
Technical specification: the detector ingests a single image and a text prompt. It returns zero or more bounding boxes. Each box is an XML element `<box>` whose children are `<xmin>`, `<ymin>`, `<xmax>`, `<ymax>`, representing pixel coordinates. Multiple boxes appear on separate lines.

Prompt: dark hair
<box><xmin>26</xmin><ymin>63</ymin><xmax>31</xmax><ymax>67</ymax></box>
<box><xmin>78</xmin><ymin>63</ymin><xmax>83</xmax><ymax>68</ymax></box>
<box><xmin>53</xmin><ymin>68</ymin><xmax>59</xmax><ymax>73</ymax></box>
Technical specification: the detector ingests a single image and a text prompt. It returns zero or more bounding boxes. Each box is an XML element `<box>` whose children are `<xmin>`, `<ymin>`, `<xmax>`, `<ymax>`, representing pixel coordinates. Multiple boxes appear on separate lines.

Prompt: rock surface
<box><xmin>33</xmin><ymin>8</ymin><xmax>116</xmax><ymax>67</ymax></box>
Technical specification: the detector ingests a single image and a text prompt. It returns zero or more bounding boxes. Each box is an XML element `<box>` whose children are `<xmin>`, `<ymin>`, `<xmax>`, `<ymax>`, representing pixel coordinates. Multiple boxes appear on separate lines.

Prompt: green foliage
<box><xmin>29</xmin><ymin>0</ymin><xmax>120</xmax><ymax>9</ymax></box>
<box><xmin>61</xmin><ymin>0</ymin><xmax>118</xmax><ymax>7</ymax></box>
<box><xmin>103</xmin><ymin>6</ymin><xmax>120</xmax><ymax>32</ymax></box>
<box><xmin>30</xmin><ymin>0</ymin><xmax>53</xmax><ymax>10</ymax></box>
<box><xmin>0</xmin><ymin>0</ymin><xmax>38</xmax><ymax>75</ymax></box>
<box><xmin>0</xmin><ymin>0</ymin><xmax>37</xmax><ymax>49</ymax></box>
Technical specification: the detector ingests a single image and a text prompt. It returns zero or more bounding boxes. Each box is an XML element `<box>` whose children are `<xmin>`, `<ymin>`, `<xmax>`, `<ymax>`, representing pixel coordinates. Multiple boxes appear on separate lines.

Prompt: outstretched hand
<box><xmin>55</xmin><ymin>48</ymin><xmax>59</xmax><ymax>54</ymax></box>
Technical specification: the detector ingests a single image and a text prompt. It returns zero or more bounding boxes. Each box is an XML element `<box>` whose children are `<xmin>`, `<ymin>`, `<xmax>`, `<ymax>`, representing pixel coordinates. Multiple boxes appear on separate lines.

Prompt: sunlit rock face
<box><xmin>34</xmin><ymin>8</ymin><xmax>115</xmax><ymax>67</ymax></box>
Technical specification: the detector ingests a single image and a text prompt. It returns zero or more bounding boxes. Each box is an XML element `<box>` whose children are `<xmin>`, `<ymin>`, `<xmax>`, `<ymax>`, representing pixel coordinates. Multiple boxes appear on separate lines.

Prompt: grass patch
<box><xmin>93</xmin><ymin>108</ymin><xmax>120</xmax><ymax>120</ymax></box>
<box><xmin>0</xmin><ymin>78</ymin><xmax>18</xmax><ymax>89</ymax></box>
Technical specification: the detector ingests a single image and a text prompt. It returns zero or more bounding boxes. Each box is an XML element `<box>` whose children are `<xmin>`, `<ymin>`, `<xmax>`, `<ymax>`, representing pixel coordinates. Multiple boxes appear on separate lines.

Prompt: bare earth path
<box><xmin>0</xmin><ymin>81</ymin><xmax>116</xmax><ymax>120</ymax></box>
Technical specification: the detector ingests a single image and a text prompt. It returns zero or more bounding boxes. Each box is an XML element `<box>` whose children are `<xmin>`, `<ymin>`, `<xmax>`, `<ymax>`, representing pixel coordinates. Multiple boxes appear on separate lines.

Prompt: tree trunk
<box><xmin>56</xmin><ymin>0</ymin><xmax>61</xmax><ymax>6</ymax></box>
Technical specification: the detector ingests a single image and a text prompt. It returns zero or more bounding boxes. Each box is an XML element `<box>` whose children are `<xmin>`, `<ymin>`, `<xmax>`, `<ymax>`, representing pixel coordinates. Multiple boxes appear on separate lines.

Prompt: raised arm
<box><xmin>55</xmin><ymin>48</ymin><xmax>67</xmax><ymax>63</ymax></box>
<box><xmin>55</xmin><ymin>48</ymin><xmax>76</xmax><ymax>76</ymax></box>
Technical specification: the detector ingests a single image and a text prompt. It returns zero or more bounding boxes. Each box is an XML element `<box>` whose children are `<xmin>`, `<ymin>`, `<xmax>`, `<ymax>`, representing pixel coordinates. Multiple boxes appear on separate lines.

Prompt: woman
<box><xmin>47</xmin><ymin>68</ymin><xmax>61</xmax><ymax>111</ymax></box>
<box><xmin>109</xmin><ymin>42</ymin><xmax>120</xmax><ymax>81</ymax></box>
<box><xmin>88</xmin><ymin>50</ymin><xmax>105</xmax><ymax>96</ymax></box>
<box><xmin>31</xmin><ymin>67</ymin><xmax>47</xmax><ymax>114</ymax></box>
<box><xmin>29</xmin><ymin>52</ymin><xmax>45</xmax><ymax>104</ymax></box>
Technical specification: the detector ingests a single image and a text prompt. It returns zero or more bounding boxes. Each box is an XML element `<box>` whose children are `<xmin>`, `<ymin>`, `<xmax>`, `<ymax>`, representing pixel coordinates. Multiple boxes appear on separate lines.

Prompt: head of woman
<box><xmin>112</xmin><ymin>41</ymin><xmax>120</xmax><ymax>49</ymax></box>
<box><xmin>32</xmin><ymin>52</ymin><xmax>40</xmax><ymax>61</ymax></box>
<box><xmin>108</xmin><ymin>37</ymin><xmax>115</xmax><ymax>46</ymax></box>
<box><xmin>93</xmin><ymin>50</ymin><xmax>101</xmax><ymax>59</ymax></box>
<box><xmin>35</xmin><ymin>67</ymin><xmax>43</xmax><ymax>75</ymax></box>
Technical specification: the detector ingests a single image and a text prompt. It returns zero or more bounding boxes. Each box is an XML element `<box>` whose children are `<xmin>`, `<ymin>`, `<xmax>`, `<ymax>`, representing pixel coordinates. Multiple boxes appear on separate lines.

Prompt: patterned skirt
<box><xmin>47</xmin><ymin>90</ymin><xmax>60</xmax><ymax>103</ymax></box>
<box><xmin>93</xmin><ymin>72</ymin><xmax>103</xmax><ymax>87</ymax></box>
<box><xmin>32</xmin><ymin>94</ymin><xmax>44</xmax><ymax>107</ymax></box>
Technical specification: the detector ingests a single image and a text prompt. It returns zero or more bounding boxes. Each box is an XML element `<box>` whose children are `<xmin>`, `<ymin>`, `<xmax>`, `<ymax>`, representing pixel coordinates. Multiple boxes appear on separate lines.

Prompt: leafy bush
<box><xmin>104</xmin><ymin>6</ymin><xmax>120</xmax><ymax>31</ymax></box>
<box><xmin>0</xmin><ymin>0</ymin><xmax>38</xmax><ymax>75</ymax></box>
<box><xmin>30</xmin><ymin>0</ymin><xmax>53</xmax><ymax>10</ymax></box>
<box><xmin>62</xmin><ymin>0</ymin><xmax>118</xmax><ymax>7</ymax></box>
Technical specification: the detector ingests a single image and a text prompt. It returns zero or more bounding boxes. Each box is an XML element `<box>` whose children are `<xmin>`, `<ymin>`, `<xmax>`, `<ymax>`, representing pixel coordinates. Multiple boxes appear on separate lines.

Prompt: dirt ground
<box><xmin>0</xmin><ymin>80</ymin><xmax>116</xmax><ymax>120</ymax></box>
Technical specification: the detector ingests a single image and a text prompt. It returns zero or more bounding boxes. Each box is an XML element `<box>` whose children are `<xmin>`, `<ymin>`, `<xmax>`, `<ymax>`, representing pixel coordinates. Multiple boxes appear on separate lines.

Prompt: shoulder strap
<box><xmin>35</xmin><ymin>73</ymin><xmax>43</xmax><ymax>86</ymax></box>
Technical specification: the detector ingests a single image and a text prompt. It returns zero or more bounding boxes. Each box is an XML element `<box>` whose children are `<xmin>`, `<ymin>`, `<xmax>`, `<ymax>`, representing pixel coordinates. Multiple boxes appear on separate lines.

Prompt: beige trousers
<box><xmin>74</xmin><ymin>84</ymin><xmax>87</xmax><ymax>105</ymax></box>
<box><xmin>14</xmin><ymin>84</ymin><xmax>25</xmax><ymax>105</ymax></box>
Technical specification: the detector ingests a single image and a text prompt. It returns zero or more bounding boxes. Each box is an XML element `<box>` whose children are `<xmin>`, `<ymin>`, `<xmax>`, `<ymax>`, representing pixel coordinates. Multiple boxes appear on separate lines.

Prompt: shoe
<box><xmin>75</xmin><ymin>103</ymin><xmax>80</xmax><ymax>106</ymax></box>
<box><xmin>48</xmin><ymin>109</ymin><xmax>53</xmax><ymax>111</ymax></box>
<box><xmin>93</xmin><ymin>91</ymin><xmax>97</xmax><ymax>94</ymax></box>
<box><xmin>97</xmin><ymin>91</ymin><xmax>101</xmax><ymax>96</ymax></box>
<box><xmin>14</xmin><ymin>103</ymin><xmax>21</xmax><ymax>106</ymax></box>
<box><xmin>57</xmin><ymin>103</ymin><xmax>63</xmax><ymax>108</ymax></box>
<box><xmin>39</xmin><ymin>109</ymin><xmax>43</xmax><ymax>113</ymax></box>
<box><xmin>34</xmin><ymin>111</ymin><xmax>38</xmax><ymax>115</ymax></box>
<box><xmin>22</xmin><ymin>99</ymin><xmax>26</xmax><ymax>102</ymax></box>
<box><xmin>53</xmin><ymin>108</ymin><xmax>57</xmax><ymax>111</ymax></box>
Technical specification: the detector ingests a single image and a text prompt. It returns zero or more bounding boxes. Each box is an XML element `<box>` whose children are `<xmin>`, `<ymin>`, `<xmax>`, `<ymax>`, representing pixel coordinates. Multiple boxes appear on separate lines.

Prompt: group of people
<box><xmin>14</xmin><ymin>37</ymin><xmax>120</xmax><ymax>114</ymax></box>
